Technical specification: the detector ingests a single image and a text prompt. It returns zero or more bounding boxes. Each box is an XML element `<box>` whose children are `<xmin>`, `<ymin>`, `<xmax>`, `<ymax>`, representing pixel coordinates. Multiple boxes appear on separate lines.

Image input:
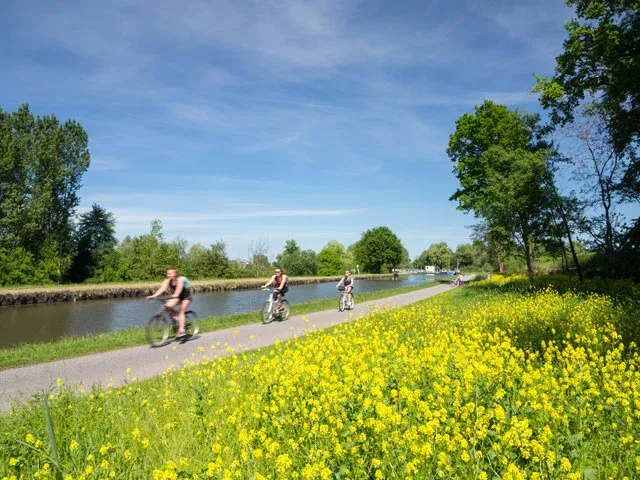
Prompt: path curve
<box><xmin>0</xmin><ymin>283</ymin><xmax>454</xmax><ymax>412</ymax></box>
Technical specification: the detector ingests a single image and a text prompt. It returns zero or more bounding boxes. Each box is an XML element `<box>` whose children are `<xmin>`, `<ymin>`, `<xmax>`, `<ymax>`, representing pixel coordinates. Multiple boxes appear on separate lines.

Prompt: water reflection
<box><xmin>0</xmin><ymin>275</ymin><xmax>443</xmax><ymax>348</ymax></box>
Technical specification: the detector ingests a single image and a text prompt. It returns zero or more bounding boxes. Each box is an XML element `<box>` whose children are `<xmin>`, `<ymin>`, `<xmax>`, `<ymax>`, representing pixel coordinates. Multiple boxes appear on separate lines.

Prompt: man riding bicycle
<box><xmin>337</xmin><ymin>270</ymin><xmax>354</xmax><ymax>304</ymax></box>
<box><xmin>147</xmin><ymin>269</ymin><xmax>192</xmax><ymax>340</ymax></box>
<box><xmin>262</xmin><ymin>267</ymin><xmax>288</xmax><ymax>310</ymax></box>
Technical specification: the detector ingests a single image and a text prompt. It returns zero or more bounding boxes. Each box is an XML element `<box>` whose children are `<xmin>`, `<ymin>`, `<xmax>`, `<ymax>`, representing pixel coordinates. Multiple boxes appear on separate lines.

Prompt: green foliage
<box><xmin>276</xmin><ymin>240</ymin><xmax>318</xmax><ymax>276</ymax></box>
<box><xmin>0</xmin><ymin>247</ymin><xmax>39</xmax><ymax>286</ymax></box>
<box><xmin>183</xmin><ymin>241</ymin><xmax>230</xmax><ymax>279</ymax></box>
<box><xmin>354</xmin><ymin>226</ymin><xmax>403</xmax><ymax>273</ymax></box>
<box><xmin>426</xmin><ymin>242</ymin><xmax>453</xmax><ymax>270</ymax></box>
<box><xmin>534</xmin><ymin>0</ymin><xmax>640</xmax><ymax>153</ymax></box>
<box><xmin>454</xmin><ymin>241</ymin><xmax>489</xmax><ymax>269</ymax></box>
<box><xmin>0</xmin><ymin>104</ymin><xmax>90</xmax><ymax>285</ymax></box>
<box><xmin>68</xmin><ymin>204</ymin><xmax>117</xmax><ymax>282</ymax></box>
<box><xmin>318</xmin><ymin>247</ymin><xmax>345</xmax><ymax>276</ymax></box>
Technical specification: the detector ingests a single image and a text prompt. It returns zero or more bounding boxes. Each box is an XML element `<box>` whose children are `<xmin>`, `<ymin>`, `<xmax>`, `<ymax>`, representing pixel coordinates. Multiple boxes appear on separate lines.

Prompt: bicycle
<box><xmin>337</xmin><ymin>286</ymin><xmax>355</xmax><ymax>311</ymax></box>
<box><xmin>260</xmin><ymin>289</ymin><xmax>290</xmax><ymax>324</ymax></box>
<box><xmin>146</xmin><ymin>298</ymin><xmax>200</xmax><ymax>347</ymax></box>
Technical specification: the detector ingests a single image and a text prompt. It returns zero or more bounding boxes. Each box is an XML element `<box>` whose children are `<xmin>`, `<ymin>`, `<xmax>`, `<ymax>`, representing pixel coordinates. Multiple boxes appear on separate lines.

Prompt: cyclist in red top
<box><xmin>262</xmin><ymin>267</ymin><xmax>289</xmax><ymax>309</ymax></box>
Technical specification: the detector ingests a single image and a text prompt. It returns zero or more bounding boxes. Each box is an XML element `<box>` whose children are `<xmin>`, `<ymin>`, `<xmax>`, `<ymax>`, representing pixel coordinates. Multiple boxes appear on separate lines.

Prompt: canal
<box><xmin>0</xmin><ymin>275</ymin><xmax>444</xmax><ymax>348</ymax></box>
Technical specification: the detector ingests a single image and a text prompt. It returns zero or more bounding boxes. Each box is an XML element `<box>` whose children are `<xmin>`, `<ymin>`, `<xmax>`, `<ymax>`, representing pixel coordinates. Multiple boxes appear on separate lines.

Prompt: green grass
<box><xmin>0</xmin><ymin>281</ymin><xmax>442</xmax><ymax>370</ymax></box>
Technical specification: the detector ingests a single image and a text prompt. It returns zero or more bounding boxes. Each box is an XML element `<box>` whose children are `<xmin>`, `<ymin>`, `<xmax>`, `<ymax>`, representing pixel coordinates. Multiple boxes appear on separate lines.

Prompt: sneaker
<box><xmin>176</xmin><ymin>331</ymin><xmax>187</xmax><ymax>342</ymax></box>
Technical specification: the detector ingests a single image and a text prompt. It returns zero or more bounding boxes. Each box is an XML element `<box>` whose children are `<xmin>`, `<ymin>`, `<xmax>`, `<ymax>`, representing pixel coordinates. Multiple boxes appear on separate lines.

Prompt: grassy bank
<box><xmin>0</xmin><ymin>273</ymin><xmax>406</xmax><ymax>305</ymax></box>
<box><xmin>0</xmin><ymin>281</ymin><xmax>440</xmax><ymax>370</ymax></box>
<box><xmin>2</xmin><ymin>275</ymin><xmax>638</xmax><ymax>478</ymax></box>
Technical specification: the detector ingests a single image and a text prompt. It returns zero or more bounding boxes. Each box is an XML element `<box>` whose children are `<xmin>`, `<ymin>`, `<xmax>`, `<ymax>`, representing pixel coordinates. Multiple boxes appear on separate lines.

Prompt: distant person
<box><xmin>453</xmin><ymin>273</ymin><xmax>465</xmax><ymax>286</ymax></box>
<box><xmin>262</xmin><ymin>267</ymin><xmax>289</xmax><ymax>310</ymax></box>
<box><xmin>337</xmin><ymin>270</ymin><xmax>354</xmax><ymax>304</ymax></box>
<box><xmin>393</xmin><ymin>268</ymin><xmax>399</xmax><ymax>281</ymax></box>
<box><xmin>487</xmin><ymin>272</ymin><xmax>491</xmax><ymax>281</ymax></box>
<box><xmin>147</xmin><ymin>269</ymin><xmax>192</xmax><ymax>340</ymax></box>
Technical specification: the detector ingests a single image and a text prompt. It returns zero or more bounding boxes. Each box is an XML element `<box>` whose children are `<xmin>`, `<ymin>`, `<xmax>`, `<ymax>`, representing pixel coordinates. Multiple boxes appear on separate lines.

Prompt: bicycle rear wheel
<box><xmin>185</xmin><ymin>311</ymin><xmax>200</xmax><ymax>337</ymax></box>
<box><xmin>348</xmin><ymin>294</ymin><xmax>355</xmax><ymax>310</ymax></box>
<box><xmin>147</xmin><ymin>313</ymin><xmax>170</xmax><ymax>347</ymax></box>
<box><xmin>261</xmin><ymin>300</ymin><xmax>274</xmax><ymax>324</ymax></box>
<box><xmin>278</xmin><ymin>300</ymin><xmax>290</xmax><ymax>321</ymax></box>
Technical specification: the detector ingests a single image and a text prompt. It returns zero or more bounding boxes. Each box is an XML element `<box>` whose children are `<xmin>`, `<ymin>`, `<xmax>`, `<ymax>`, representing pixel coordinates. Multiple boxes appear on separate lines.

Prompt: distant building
<box><xmin>424</xmin><ymin>265</ymin><xmax>436</xmax><ymax>274</ymax></box>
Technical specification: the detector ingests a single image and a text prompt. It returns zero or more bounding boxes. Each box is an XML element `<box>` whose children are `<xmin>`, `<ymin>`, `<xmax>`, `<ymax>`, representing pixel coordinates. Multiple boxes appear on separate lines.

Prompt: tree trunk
<box><xmin>561</xmin><ymin>244</ymin><xmax>569</xmax><ymax>272</ymax></box>
<box><xmin>557</xmin><ymin>202</ymin><xmax>584</xmax><ymax>282</ymax></box>
<box><xmin>523</xmin><ymin>233</ymin><xmax>535</xmax><ymax>290</ymax></box>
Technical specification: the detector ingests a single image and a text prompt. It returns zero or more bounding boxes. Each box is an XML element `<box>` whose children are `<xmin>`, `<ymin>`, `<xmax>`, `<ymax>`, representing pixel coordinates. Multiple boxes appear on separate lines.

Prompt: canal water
<box><xmin>0</xmin><ymin>275</ymin><xmax>444</xmax><ymax>348</ymax></box>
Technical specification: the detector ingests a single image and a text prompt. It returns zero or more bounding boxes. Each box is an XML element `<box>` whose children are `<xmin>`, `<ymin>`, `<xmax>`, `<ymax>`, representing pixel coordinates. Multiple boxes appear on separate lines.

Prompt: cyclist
<box><xmin>337</xmin><ymin>270</ymin><xmax>354</xmax><ymax>305</ymax></box>
<box><xmin>147</xmin><ymin>269</ymin><xmax>192</xmax><ymax>340</ymax></box>
<box><xmin>262</xmin><ymin>267</ymin><xmax>288</xmax><ymax>310</ymax></box>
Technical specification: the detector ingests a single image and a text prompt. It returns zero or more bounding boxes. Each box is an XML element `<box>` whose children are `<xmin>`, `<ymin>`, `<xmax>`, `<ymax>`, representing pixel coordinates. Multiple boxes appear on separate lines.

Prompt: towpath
<box><xmin>0</xmin><ymin>283</ymin><xmax>454</xmax><ymax>412</ymax></box>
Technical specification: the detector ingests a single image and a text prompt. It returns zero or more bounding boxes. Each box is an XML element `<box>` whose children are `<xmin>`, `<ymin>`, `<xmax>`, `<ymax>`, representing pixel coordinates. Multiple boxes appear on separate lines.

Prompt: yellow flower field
<box><xmin>2</xmin><ymin>276</ymin><xmax>639</xmax><ymax>479</ymax></box>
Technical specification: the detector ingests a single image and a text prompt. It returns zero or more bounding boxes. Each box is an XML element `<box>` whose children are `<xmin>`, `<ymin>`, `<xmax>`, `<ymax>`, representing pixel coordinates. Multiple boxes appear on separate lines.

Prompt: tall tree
<box><xmin>68</xmin><ymin>204</ymin><xmax>117</xmax><ymax>282</ymax></box>
<box><xmin>318</xmin><ymin>241</ymin><xmax>347</xmax><ymax>276</ymax></box>
<box><xmin>424</xmin><ymin>242</ymin><xmax>453</xmax><ymax>270</ymax></box>
<box><xmin>555</xmin><ymin>105</ymin><xmax>629</xmax><ymax>263</ymax></box>
<box><xmin>354</xmin><ymin>226</ymin><xmax>403</xmax><ymax>273</ymax></box>
<box><xmin>276</xmin><ymin>240</ymin><xmax>318</xmax><ymax>276</ymax></box>
<box><xmin>0</xmin><ymin>104</ymin><xmax>90</xmax><ymax>282</ymax></box>
<box><xmin>318</xmin><ymin>247</ymin><xmax>345</xmax><ymax>276</ymax></box>
<box><xmin>448</xmin><ymin>101</ymin><xmax>556</xmax><ymax>286</ymax></box>
<box><xmin>248</xmin><ymin>239</ymin><xmax>271</xmax><ymax>277</ymax></box>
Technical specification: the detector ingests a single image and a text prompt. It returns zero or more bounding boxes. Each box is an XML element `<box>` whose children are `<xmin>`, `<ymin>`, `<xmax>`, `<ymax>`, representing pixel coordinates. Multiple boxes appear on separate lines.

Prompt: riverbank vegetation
<box><xmin>0</xmin><ymin>273</ymin><xmax>403</xmax><ymax>306</ymax></box>
<box><xmin>2</xmin><ymin>275</ymin><xmax>638</xmax><ymax>478</ymax></box>
<box><xmin>0</xmin><ymin>281</ymin><xmax>440</xmax><ymax>370</ymax></box>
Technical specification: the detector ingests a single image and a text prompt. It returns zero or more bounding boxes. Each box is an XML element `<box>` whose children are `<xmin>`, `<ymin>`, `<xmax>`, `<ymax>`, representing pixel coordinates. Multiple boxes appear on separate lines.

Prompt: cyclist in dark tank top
<box><xmin>147</xmin><ymin>269</ymin><xmax>192</xmax><ymax>339</ymax></box>
<box><xmin>337</xmin><ymin>270</ymin><xmax>354</xmax><ymax>303</ymax></box>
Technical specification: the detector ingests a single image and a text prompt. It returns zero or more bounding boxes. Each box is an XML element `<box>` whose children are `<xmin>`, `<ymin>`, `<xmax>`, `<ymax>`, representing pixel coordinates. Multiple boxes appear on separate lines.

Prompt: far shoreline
<box><xmin>0</xmin><ymin>272</ymin><xmax>420</xmax><ymax>306</ymax></box>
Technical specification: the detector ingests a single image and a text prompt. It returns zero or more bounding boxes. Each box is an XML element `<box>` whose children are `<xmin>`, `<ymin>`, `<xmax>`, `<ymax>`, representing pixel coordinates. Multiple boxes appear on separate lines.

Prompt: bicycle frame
<box><xmin>261</xmin><ymin>288</ymin><xmax>289</xmax><ymax>323</ymax></box>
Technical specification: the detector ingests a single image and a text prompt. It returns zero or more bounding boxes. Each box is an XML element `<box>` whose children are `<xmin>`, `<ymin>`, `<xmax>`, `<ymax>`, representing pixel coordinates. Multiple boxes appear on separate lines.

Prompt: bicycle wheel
<box><xmin>348</xmin><ymin>294</ymin><xmax>355</xmax><ymax>310</ymax></box>
<box><xmin>147</xmin><ymin>313</ymin><xmax>170</xmax><ymax>347</ymax></box>
<box><xmin>339</xmin><ymin>294</ymin><xmax>346</xmax><ymax>312</ymax></box>
<box><xmin>279</xmin><ymin>300</ymin><xmax>290</xmax><ymax>321</ymax></box>
<box><xmin>261</xmin><ymin>300</ymin><xmax>274</xmax><ymax>324</ymax></box>
<box><xmin>185</xmin><ymin>311</ymin><xmax>200</xmax><ymax>337</ymax></box>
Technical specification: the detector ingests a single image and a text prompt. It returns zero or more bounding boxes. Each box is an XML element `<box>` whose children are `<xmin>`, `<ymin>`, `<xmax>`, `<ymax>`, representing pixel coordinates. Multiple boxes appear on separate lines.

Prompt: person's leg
<box><xmin>177</xmin><ymin>299</ymin><xmax>191</xmax><ymax>334</ymax></box>
<box><xmin>164</xmin><ymin>298</ymin><xmax>180</xmax><ymax>318</ymax></box>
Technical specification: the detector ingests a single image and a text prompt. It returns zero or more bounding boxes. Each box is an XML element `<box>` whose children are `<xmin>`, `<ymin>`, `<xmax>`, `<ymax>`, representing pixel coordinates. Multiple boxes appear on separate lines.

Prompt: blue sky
<box><xmin>1</xmin><ymin>0</ymin><xmax>578</xmax><ymax>260</ymax></box>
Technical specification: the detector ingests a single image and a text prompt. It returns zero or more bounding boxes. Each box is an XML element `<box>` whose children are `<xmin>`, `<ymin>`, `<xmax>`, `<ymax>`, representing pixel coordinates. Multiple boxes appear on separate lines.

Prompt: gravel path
<box><xmin>0</xmin><ymin>283</ymin><xmax>454</xmax><ymax>412</ymax></box>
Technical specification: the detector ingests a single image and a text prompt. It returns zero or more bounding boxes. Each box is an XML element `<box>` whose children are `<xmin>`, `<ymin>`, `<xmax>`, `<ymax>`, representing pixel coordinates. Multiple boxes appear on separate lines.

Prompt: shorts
<box><xmin>178</xmin><ymin>289</ymin><xmax>192</xmax><ymax>301</ymax></box>
<box><xmin>272</xmin><ymin>286</ymin><xmax>288</xmax><ymax>300</ymax></box>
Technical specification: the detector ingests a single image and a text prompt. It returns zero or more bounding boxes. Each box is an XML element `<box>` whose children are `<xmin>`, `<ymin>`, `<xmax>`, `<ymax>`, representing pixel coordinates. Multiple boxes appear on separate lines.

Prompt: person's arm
<box><xmin>147</xmin><ymin>279</ymin><xmax>170</xmax><ymax>299</ymax></box>
<box><xmin>171</xmin><ymin>277</ymin><xmax>184</xmax><ymax>298</ymax></box>
<box><xmin>262</xmin><ymin>275</ymin><xmax>275</xmax><ymax>288</ymax></box>
<box><xmin>337</xmin><ymin>277</ymin><xmax>344</xmax><ymax>287</ymax></box>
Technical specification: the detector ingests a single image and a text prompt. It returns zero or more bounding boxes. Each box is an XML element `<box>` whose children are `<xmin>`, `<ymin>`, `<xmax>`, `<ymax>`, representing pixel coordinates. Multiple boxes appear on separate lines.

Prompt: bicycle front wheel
<box><xmin>147</xmin><ymin>314</ymin><xmax>170</xmax><ymax>347</ymax></box>
<box><xmin>339</xmin><ymin>294</ymin><xmax>346</xmax><ymax>312</ymax></box>
<box><xmin>261</xmin><ymin>300</ymin><xmax>274</xmax><ymax>324</ymax></box>
<box><xmin>185</xmin><ymin>311</ymin><xmax>200</xmax><ymax>337</ymax></box>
